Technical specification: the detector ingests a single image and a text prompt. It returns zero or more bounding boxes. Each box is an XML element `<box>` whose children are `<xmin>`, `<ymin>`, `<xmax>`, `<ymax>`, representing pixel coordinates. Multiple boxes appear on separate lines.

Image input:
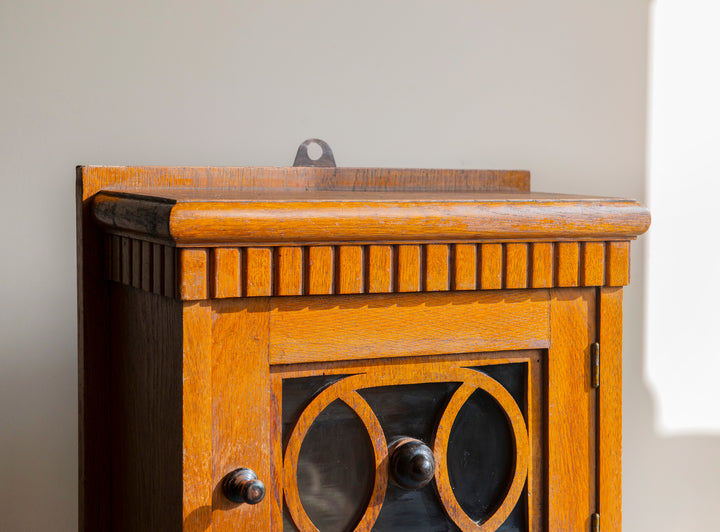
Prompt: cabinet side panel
<box><xmin>211</xmin><ymin>298</ymin><xmax>271</xmax><ymax>531</ymax></box>
<box><xmin>599</xmin><ymin>287</ymin><xmax>623</xmax><ymax>531</ymax></box>
<box><xmin>110</xmin><ymin>284</ymin><xmax>184</xmax><ymax>531</ymax></box>
<box><xmin>183</xmin><ymin>302</ymin><xmax>214</xmax><ymax>531</ymax></box>
<box><xmin>548</xmin><ymin>288</ymin><xmax>596</xmax><ymax>530</ymax></box>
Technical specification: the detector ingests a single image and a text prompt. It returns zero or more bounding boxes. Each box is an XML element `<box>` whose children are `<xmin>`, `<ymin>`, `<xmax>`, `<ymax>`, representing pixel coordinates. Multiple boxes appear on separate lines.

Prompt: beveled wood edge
<box><xmin>103</xmin><ymin>236</ymin><xmax>634</xmax><ymax>299</ymax></box>
<box><xmin>91</xmin><ymin>191</ymin><xmax>650</xmax><ymax>245</ymax></box>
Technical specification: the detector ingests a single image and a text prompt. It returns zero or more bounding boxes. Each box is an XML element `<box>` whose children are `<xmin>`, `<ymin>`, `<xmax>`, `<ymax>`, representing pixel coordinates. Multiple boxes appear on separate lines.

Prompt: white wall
<box><xmin>1</xmin><ymin>1</ymin><xmax>712</xmax><ymax>530</ymax></box>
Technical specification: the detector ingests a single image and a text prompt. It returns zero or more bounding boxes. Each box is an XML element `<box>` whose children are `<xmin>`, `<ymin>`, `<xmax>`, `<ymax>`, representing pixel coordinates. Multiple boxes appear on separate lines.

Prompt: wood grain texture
<box><xmin>599</xmin><ymin>287</ymin><xmax>623</xmax><ymax>531</ymax></box>
<box><xmin>425</xmin><ymin>244</ymin><xmax>450</xmax><ymax>291</ymax></box>
<box><xmin>109</xmin><ymin>284</ymin><xmax>184</xmax><ymax>531</ymax></box>
<box><xmin>275</xmin><ymin>247</ymin><xmax>303</xmax><ymax>296</ymax></box>
<box><xmin>93</xmin><ymin>189</ymin><xmax>650</xmax><ymax>245</ymax></box>
<box><xmin>182</xmin><ymin>302</ymin><xmax>213</xmax><ymax>531</ymax></box>
<box><xmin>606</xmin><ymin>241</ymin><xmax>630</xmax><ymax>286</ymax></box>
<box><xmin>179</xmin><ymin>249</ymin><xmax>209</xmax><ymax>300</ymax></box>
<box><xmin>212</xmin><ymin>247</ymin><xmax>242</xmax><ymax>298</ymax></box>
<box><xmin>211</xmin><ymin>298</ymin><xmax>271</xmax><ymax>531</ymax></box>
<box><xmin>244</xmin><ymin>247</ymin><xmax>273</xmax><ymax>297</ymax></box>
<box><xmin>505</xmin><ymin>243</ymin><xmax>529</xmax><ymax>289</ymax></box>
<box><xmin>531</xmin><ymin>243</ymin><xmax>553</xmax><ymax>288</ymax></box>
<box><xmin>556</xmin><ymin>242</ymin><xmax>580</xmax><ymax>287</ymax></box>
<box><xmin>105</xmin><ymin>239</ymin><xmax>636</xmax><ymax>300</ymax></box>
<box><xmin>481</xmin><ymin>243</ymin><xmax>503</xmax><ymax>290</ymax></box>
<box><xmin>337</xmin><ymin>245</ymin><xmax>364</xmax><ymax>294</ymax></box>
<box><xmin>367</xmin><ymin>245</ymin><xmax>393</xmax><ymax>293</ymax></box>
<box><xmin>548</xmin><ymin>288</ymin><xmax>596</xmax><ymax>531</ymax></box>
<box><xmin>452</xmin><ymin>244</ymin><xmax>477</xmax><ymax>290</ymax></box>
<box><xmin>397</xmin><ymin>244</ymin><xmax>421</xmax><ymax>292</ymax></box>
<box><xmin>307</xmin><ymin>246</ymin><xmax>333</xmax><ymax>295</ymax></box>
<box><xmin>268</xmin><ymin>290</ymin><xmax>550</xmax><ymax>364</ymax></box>
<box><xmin>582</xmin><ymin>242</ymin><xmax>605</xmax><ymax>286</ymax></box>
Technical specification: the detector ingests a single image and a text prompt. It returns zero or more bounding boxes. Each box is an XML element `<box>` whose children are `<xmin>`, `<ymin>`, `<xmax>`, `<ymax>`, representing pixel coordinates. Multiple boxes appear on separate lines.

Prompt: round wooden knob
<box><xmin>388</xmin><ymin>437</ymin><xmax>436</xmax><ymax>490</ymax></box>
<box><xmin>222</xmin><ymin>468</ymin><xmax>266</xmax><ymax>505</ymax></box>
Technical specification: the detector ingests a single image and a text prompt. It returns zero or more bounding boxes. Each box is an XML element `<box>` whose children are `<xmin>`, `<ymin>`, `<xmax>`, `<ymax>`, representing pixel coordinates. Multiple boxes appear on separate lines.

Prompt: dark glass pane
<box><xmin>359</xmin><ymin>382</ymin><xmax>459</xmax><ymax>443</ymax></box>
<box><xmin>472</xmin><ymin>363</ymin><xmax>527</xmax><ymax>416</ymax></box>
<box><xmin>447</xmin><ymin>366</ymin><xmax>527</xmax><ymax>530</ymax></box>
<box><xmin>296</xmin><ymin>399</ymin><xmax>375</xmax><ymax>532</ymax></box>
<box><xmin>360</xmin><ymin>383</ymin><xmax>460</xmax><ymax>530</ymax></box>
<box><xmin>282</xmin><ymin>374</ymin><xmax>350</xmax><ymax>450</ymax></box>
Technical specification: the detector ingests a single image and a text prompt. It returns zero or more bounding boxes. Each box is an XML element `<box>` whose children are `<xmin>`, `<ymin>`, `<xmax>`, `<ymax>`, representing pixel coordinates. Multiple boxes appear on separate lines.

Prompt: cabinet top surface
<box><xmin>79</xmin><ymin>165</ymin><xmax>650</xmax><ymax>245</ymax></box>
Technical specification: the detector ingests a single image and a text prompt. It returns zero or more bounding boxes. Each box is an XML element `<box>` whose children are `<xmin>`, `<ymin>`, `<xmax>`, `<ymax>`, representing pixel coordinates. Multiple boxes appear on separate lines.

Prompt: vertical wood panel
<box><xmin>505</xmin><ymin>243</ymin><xmax>529</xmax><ymax>289</ymax></box>
<box><xmin>121</xmin><ymin>237</ymin><xmax>131</xmax><ymax>285</ymax></box>
<box><xmin>425</xmin><ymin>244</ymin><xmax>450</xmax><ymax>291</ymax></box>
<box><xmin>211</xmin><ymin>298</ymin><xmax>271</xmax><ymax>531</ymax></box>
<box><xmin>245</xmin><ymin>247</ymin><xmax>273</xmax><ymax>297</ymax></box>
<box><xmin>367</xmin><ymin>245</ymin><xmax>394</xmax><ymax>293</ymax></box>
<box><xmin>131</xmin><ymin>239</ymin><xmax>142</xmax><ymax>289</ymax></box>
<box><xmin>531</xmin><ymin>243</ymin><xmax>554</xmax><ymax>288</ymax></box>
<box><xmin>276</xmin><ymin>247</ymin><xmax>304</xmax><ymax>296</ymax></box>
<box><xmin>212</xmin><ymin>248</ymin><xmax>241</xmax><ymax>298</ymax></box>
<box><xmin>606</xmin><ymin>241</ymin><xmax>630</xmax><ymax>286</ymax></box>
<box><xmin>179</xmin><ymin>249</ymin><xmax>209</xmax><ymax>300</ymax></box>
<box><xmin>141</xmin><ymin>241</ymin><xmax>152</xmax><ymax>292</ymax></box>
<box><xmin>452</xmin><ymin>244</ymin><xmax>477</xmax><ymax>290</ymax></box>
<box><xmin>556</xmin><ymin>242</ymin><xmax>579</xmax><ymax>287</ymax></box>
<box><xmin>307</xmin><ymin>246</ymin><xmax>334</xmax><ymax>295</ymax></box>
<box><xmin>599</xmin><ymin>287</ymin><xmax>623</xmax><ymax>531</ymax></box>
<box><xmin>182</xmin><ymin>302</ymin><xmax>213</xmax><ymax>531</ymax></box>
<box><xmin>548</xmin><ymin>288</ymin><xmax>596</xmax><ymax>530</ymax></box>
<box><xmin>164</xmin><ymin>246</ymin><xmax>176</xmax><ymax>298</ymax></box>
<box><xmin>269</xmin><ymin>376</ymin><xmax>284</xmax><ymax>531</ymax></box>
<box><xmin>480</xmin><ymin>243</ymin><xmax>503</xmax><ymax>289</ymax></box>
<box><xmin>111</xmin><ymin>235</ymin><xmax>121</xmax><ymax>283</ymax></box>
<box><xmin>397</xmin><ymin>245</ymin><xmax>421</xmax><ymax>292</ymax></box>
<box><xmin>337</xmin><ymin>245</ymin><xmax>364</xmax><ymax>294</ymax></box>
<box><xmin>582</xmin><ymin>242</ymin><xmax>605</xmax><ymax>286</ymax></box>
<box><xmin>152</xmin><ymin>243</ymin><xmax>163</xmax><ymax>295</ymax></box>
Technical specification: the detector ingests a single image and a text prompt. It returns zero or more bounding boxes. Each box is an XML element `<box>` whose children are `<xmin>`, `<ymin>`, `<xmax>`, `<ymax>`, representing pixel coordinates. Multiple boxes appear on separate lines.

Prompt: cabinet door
<box><xmin>260</xmin><ymin>289</ymin><xmax>597</xmax><ymax>531</ymax></box>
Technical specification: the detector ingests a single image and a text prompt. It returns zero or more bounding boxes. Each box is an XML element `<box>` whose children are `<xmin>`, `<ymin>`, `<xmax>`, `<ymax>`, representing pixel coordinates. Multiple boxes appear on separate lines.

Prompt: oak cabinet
<box><xmin>77</xmin><ymin>141</ymin><xmax>649</xmax><ymax>531</ymax></box>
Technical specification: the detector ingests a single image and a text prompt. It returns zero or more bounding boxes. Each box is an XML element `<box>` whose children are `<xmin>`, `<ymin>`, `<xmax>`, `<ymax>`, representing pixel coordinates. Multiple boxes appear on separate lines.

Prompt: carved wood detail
<box><xmin>105</xmin><ymin>236</ymin><xmax>632</xmax><ymax>299</ymax></box>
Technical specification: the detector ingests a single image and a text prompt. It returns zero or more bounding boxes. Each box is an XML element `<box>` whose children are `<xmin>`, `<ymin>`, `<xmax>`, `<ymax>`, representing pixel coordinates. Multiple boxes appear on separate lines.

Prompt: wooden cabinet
<box><xmin>77</xmin><ymin>142</ymin><xmax>649</xmax><ymax>531</ymax></box>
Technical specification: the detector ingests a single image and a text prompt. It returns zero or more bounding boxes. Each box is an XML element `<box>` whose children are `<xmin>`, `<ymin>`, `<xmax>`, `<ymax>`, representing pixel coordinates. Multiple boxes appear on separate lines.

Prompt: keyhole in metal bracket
<box><xmin>306</xmin><ymin>141</ymin><xmax>323</xmax><ymax>161</ymax></box>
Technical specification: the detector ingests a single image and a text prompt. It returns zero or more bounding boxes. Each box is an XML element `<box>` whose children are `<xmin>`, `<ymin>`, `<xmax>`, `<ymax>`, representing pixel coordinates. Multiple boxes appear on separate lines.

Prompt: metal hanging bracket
<box><xmin>293</xmin><ymin>138</ymin><xmax>336</xmax><ymax>167</ymax></box>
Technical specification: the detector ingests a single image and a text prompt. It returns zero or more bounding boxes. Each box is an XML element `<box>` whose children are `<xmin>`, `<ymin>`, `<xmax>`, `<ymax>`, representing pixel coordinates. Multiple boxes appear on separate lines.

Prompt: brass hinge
<box><xmin>591</xmin><ymin>342</ymin><xmax>600</xmax><ymax>389</ymax></box>
<box><xmin>591</xmin><ymin>512</ymin><xmax>600</xmax><ymax>532</ymax></box>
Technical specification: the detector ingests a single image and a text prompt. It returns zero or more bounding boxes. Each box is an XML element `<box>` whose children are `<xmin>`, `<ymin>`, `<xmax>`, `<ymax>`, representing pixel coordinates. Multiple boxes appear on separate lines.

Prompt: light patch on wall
<box><xmin>647</xmin><ymin>0</ymin><xmax>720</xmax><ymax>434</ymax></box>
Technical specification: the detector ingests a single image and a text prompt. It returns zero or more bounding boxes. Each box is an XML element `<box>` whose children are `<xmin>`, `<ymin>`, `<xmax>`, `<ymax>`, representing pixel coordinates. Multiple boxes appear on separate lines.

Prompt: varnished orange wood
<box><xmin>337</xmin><ymin>245</ymin><xmax>364</xmax><ymax>294</ymax></box>
<box><xmin>480</xmin><ymin>243</ymin><xmax>503</xmax><ymax>289</ymax></box>
<box><xmin>599</xmin><ymin>287</ymin><xmax>623</xmax><ymax>531</ymax></box>
<box><xmin>307</xmin><ymin>246</ymin><xmax>334</xmax><ymax>295</ymax></box>
<box><xmin>211</xmin><ymin>298</ymin><xmax>271</xmax><ymax>531</ymax></box>
<box><xmin>531</xmin><ymin>243</ymin><xmax>554</xmax><ymax>288</ymax></box>
<box><xmin>269</xmin><ymin>290</ymin><xmax>550</xmax><ymax>365</ymax></box>
<box><xmin>275</xmin><ymin>247</ymin><xmax>303</xmax><ymax>296</ymax></box>
<box><xmin>179</xmin><ymin>249</ymin><xmax>209</xmax><ymax>300</ymax></box>
<box><xmin>606</xmin><ymin>241</ymin><xmax>630</xmax><ymax>286</ymax></box>
<box><xmin>547</xmin><ymin>288</ymin><xmax>596</xmax><ymax>530</ymax></box>
<box><xmin>505</xmin><ymin>243</ymin><xmax>529</xmax><ymax>289</ymax></box>
<box><xmin>244</xmin><ymin>247</ymin><xmax>273</xmax><ymax>297</ymax></box>
<box><xmin>367</xmin><ymin>245</ymin><xmax>393</xmax><ymax>293</ymax></box>
<box><xmin>452</xmin><ymin>244</ymin><xmax>477</xmax><ymax>290</ymax></box>
<box><xmin>582</xmin><ymin>242</ymin><xmax>605</xmax><ymax>286</ymax></box>
<box><xmin>212</xmin><ymin>247</ymin><xmax>242</xmax><ymax>298</ymax></box>
<box><xmin>396</xmin><ymin>245</ymin><xmax>421</xmax><ymax>292</ymax></box>
<box><xmin>556</xmin><ymin>242</ymin><xmax>579</xmax><ymax>287</ymax></box>
<box><xmin>182</xmin><ymin>302</ymin><xmax>213</xmax><ymax>531</ymax></box>
<box><xmin>425</xmin><ymin>244</ymin><xmax>450</xmax><ymax>291</ymax></box>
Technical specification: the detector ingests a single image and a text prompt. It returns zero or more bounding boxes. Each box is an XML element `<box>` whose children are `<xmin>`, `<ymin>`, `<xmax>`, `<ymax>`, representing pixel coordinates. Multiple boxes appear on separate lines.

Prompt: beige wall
<box><xmin>2</xmin><ymin>1</ymin><xmax>711</xmax><ymax>530</ymax></box>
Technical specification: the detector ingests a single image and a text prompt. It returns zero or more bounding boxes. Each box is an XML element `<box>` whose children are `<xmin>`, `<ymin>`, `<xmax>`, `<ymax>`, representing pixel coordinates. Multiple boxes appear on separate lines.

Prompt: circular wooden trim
<box><xmin>433</xmin><ymin>374</ymin><xmax>529</xmax><ymax>531</ymax></box>
<box><xmin>283</xmin><ymin>378</ymin><xmax>388</xmax><ymax>532</ymax></box>
<box><xmin>283</xmin><ymin>368</ymin><xmax>529</xmax><ymax>531</ymax></box>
